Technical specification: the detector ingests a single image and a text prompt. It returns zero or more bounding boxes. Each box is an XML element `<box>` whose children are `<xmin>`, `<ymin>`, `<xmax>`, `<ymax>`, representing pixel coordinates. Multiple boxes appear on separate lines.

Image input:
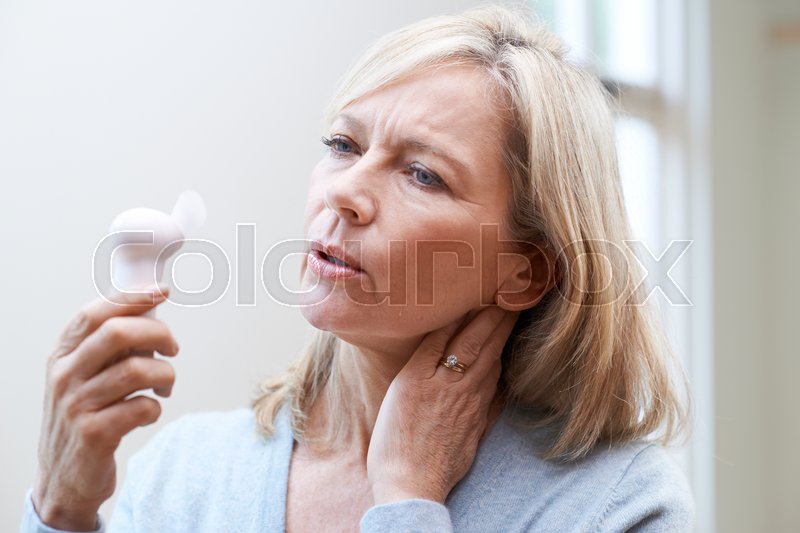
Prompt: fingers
<box><xmin>476</xmin><ymin>360</ymin><xmax>502</xmax><ymax>407</ymax></box>
<box><xmin>69</xmin><ymin>316</ymin><xmax>180</xmax><ymax>380</ymax></box>
<box><xmin>79</xmin><ymin>395</ymin><xmax>162</xmax><ymax>450</ymax></box>
<box><xmin>51</xmin><ymin>286</ymin><xmax>170</xmax><ymax>360</ymax></box>
<box><xmin>434</xmin><ymin>306</ymin><xmax>509</xmax><ymax>382</ymax></box>
<box><xmin>448</xmin><ymin>306</ymin><xmax>508</xmax><ymax>365</ymax></box>
<box><xmin>71</xmin><ymin>356</ymin><xmax>176</xmax><ymax>413</ymax></box>
<box><xmin>405</xmin><ymin>315</ymin><xmax>466</xmax><ymax>377</ymax></box>
<box><xmin>463</xmin><ymin>311</ymin><xmax>518</xmax><ymax>384</ymax></box>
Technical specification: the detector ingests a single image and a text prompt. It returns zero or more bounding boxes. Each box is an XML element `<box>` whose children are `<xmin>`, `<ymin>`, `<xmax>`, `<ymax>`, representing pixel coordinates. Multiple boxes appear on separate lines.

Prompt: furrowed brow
<box><xmin>333</xmin><ymin>113</ymin><xmax>471</xmax><ymax>179</ymax></box>
<box><xmin>403</xmin><ymin>138</ymin><xmax>469</xmax><ymax>176</ymax></box>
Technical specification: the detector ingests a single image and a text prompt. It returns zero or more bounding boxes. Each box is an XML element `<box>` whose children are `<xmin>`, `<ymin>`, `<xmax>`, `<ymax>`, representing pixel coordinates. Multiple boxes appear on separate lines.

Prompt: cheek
<box><xmin>411</xmin><ymin>245</ymin><xmax>481</xmax><ymax>306</ymax></box>
<box><xmin>389</xmin><ymin>223</ymin><xmax>486</xmax><ymax>309</ymax></box>
<box><xmin>403</xmin><ymin>223</ymin><xmax>509</xmax><ymax>308</ymax></box>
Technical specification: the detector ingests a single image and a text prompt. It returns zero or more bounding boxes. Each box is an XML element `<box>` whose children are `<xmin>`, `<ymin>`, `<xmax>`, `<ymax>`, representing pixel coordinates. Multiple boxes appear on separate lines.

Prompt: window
<box><xmin>532</xmin><ymin>0</ymin><xmax>713</xmax><ymax>530</ymax></box>
<box><xmin>535</xmin><ymin>0</ymin><xmax>666</xmax><ymax>248</ymax></box>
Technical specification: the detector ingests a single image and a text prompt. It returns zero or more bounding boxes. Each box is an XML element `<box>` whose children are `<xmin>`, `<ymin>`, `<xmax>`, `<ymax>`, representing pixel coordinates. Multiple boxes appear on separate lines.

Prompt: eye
<box><xmin>321</xmin><ymin>135</ymin><xmax>359</xmax><ymax>157</ymax></box>
<box><xmin>408</xmin><ymin>163</ymin><xmax>446</xmax><ymax>190</ymax></box>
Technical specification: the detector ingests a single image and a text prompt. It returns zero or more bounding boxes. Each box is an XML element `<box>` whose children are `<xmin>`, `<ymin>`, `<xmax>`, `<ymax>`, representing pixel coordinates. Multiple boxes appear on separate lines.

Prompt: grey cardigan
<box><xmin>21</xmin><ymin>405</ymin><xmax>693</xmax><ymax>532</ymax></box>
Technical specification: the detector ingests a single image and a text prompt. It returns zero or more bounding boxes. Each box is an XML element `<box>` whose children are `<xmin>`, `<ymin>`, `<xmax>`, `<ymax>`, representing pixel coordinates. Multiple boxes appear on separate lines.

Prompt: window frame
<box><xmin>532</xmin><ymin>1</ymin><xmax>715</xmax><ymax>530</ymax></box>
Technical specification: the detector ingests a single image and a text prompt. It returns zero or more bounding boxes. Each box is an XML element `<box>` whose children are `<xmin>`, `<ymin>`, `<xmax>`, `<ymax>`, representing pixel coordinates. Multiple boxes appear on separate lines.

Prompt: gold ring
<box><xmin>439</xmin><ymin>354</ymin><xmax>467</xmax><ymax>374</ymax></box>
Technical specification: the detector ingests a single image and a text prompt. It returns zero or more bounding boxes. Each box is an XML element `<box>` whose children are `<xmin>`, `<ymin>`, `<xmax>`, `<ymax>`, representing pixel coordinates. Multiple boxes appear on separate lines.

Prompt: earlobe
<box><xmin>495</xmin><ymin>243</ymin><xmax>558</xmax><ymax>312</ymax></box>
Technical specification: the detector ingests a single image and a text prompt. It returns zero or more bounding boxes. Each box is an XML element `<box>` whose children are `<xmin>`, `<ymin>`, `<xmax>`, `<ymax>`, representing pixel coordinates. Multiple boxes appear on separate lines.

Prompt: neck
<box><xmin>301</xmin><ymin>323</ymin><xmax>507</xmax><ymax>459</ymax></box>
<box><xmin>303</xmin><ymin>334</ymin><xmax>422</xmax><ymax>457</ymax></box>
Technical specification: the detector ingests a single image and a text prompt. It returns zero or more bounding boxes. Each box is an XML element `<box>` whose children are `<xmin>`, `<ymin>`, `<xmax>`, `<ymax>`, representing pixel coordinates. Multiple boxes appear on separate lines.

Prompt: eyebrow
<box><xmin>334</xmin><ymin>113</ymin><xmax>471</xmax><ymax>177</ymax></box>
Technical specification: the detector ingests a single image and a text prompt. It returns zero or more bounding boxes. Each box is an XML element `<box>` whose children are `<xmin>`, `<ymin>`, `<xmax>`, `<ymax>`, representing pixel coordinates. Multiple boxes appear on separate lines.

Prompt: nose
<box><xmin>323</xmin><ymin>159</ymin><xmax>378</xmax><ymax>226</ymax></box>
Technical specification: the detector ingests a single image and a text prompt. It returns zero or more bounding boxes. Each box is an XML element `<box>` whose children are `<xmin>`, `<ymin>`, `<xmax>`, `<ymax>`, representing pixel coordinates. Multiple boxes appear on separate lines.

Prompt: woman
<box><xmin>23</xmin><ymin>5</ymin><xmax>693</xmax><ymax>532</ymax></box>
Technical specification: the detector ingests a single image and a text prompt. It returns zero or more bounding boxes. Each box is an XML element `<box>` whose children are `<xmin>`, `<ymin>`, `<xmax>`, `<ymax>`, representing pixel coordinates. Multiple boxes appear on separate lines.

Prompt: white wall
<box><xmin>708</xmin><ymin>1</ymin><xmax>768</xmax><ymax>530</ymax></box>
<box><xmin>762</xmin><ymin>1</ymin><xmax>800</xmax><ymax>529</ymax></box>
<box><xmin>709</xmin><ymin>0</ymin><xmax>800</xmax><ymax>531</ymax></box>
<box><xmin>0</xmin><ymin>1</ymin><xmax>473</xmax><ymax>528</ymax></box>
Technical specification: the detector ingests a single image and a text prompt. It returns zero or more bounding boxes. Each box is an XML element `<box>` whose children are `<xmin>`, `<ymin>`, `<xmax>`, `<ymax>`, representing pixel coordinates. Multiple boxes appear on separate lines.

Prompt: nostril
<box><xmin>341</xmin><ymin>207</ymin><xmax>360</xmax><ymax>222</ymax></box>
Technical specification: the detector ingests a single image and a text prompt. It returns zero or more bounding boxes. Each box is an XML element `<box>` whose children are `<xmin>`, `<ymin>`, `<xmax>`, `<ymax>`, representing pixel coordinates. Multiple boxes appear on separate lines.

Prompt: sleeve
<box><xmin>107</xmin><ymin>413</ymin><xmax>191</xmax><ymax>531</ymax></box>
<box><xmin>106</xmin><ymin>468</ymin><xmax>135</xmax><ymax>532</ymax></box>
<box><xmin>19</xmin><ymin>489</ymin><xmax>105</xmax><ymax>533</ymax></box>
<box><xmin>594</xmin><ymin>445</ymin><xmax>695</xmax><ymax>533</ymax></box>
<box><xmin>21</xmin><ymin>414</ymin><xmax>189</xmax><ymax>533</ymax></box>
<box><xmin>360</xmin><ymin>499</ymin><xmax>453</xmax><ymax>533</ymax></box>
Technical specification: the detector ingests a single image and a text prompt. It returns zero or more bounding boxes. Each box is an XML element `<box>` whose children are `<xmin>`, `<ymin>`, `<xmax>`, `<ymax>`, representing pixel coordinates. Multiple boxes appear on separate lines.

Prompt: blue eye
<box><xmin>321</xmin><ymin>136</ymin><xmax>358</xmax><ymax>156</ymax></box>
<box><xmin>333</xmin><ymin>140</ymin><xmax>352</xmax><ymax>152</ymax></box>
<box><xmin>409</xmin><ymin>163</ymin><xmax>445</xmax><ymax>189</ymax></box>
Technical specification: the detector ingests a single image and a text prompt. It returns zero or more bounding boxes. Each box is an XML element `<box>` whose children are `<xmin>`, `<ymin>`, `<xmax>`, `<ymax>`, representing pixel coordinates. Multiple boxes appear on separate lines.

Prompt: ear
<box><xmin>495</xmin><ymin>241</ymin><xmax>558</xmax><ymax>312</ymax></box>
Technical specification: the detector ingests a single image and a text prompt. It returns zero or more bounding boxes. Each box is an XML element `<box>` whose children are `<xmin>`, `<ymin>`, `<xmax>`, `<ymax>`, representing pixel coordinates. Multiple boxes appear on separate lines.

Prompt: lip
<box><xmin>307</xmin><ymin>239</ymin><xmax>363</xmax><ymax>280</ymax></box>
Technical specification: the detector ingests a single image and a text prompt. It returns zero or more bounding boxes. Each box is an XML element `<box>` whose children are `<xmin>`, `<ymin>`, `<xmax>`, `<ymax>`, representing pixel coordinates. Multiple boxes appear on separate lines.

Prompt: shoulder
<box><xmin>128</xmin><ymin>407</ymin><xmax>262</xmax><ymax>471</ymax></box>
<box><xmin>124</xmin><ymin>406</ymin><xmax>293</xmax><ymax>503</ymax></box>
<box><xmin>112</xmin><ymin>407</ymin><xmax>293</xmax><ymax>529</ymax></box>
<box><xmin>448</xmin><ymin>406</ymin><xmax>694</xmax><ymax>532</ymax></box>
<box><xmin>145</xmin><ymin>407</ymin><xmax>262</xmax><ymax>449</ymax></box>
<box><xmin>594</xmin><ymin>444</ymin><xmax>695</xmax><ymax>531</ymax></box>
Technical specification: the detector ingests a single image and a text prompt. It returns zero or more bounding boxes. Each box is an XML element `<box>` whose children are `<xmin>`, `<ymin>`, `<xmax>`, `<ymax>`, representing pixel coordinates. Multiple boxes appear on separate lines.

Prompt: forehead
<box><xmin>338</xmin><ymin>64</ymin><xmax>506</xmax><ymax>141</ymax></box>
<box><xmin>334</xmin><ymin>64</ymin><xmax>510</xmax><ymax>203</ymax></box>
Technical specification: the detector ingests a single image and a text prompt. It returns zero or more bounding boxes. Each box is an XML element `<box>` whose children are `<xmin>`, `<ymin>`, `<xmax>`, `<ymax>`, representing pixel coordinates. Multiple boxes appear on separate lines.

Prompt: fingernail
<box><xmin>153</xmin><ymin>284</ymin><xmax>170</xmax><ymax>299</ymax></box>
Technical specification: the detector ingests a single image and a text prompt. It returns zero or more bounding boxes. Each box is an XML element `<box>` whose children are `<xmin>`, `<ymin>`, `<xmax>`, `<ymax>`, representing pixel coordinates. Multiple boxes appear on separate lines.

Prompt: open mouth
<box><xmin>318</xmin><ymin>251</ymin><xmax>352</xmax><ymax>268</ymax></box>
<box><xmin>309</xmin><ymin>240</ymin><xmax>362</xmax><ymax>271</ymax></box>
<box><xmin>307</xmin><ymin>241</ymin><xmax>363</xmax><ymax>280</ymax></box>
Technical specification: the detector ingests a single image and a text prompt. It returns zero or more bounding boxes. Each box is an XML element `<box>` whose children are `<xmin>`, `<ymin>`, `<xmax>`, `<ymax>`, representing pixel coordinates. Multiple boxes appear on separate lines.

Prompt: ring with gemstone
<box><xmin>439</xmin><ymin>354</ymin><xmax>467</xmax><ymax>373</ymax></box>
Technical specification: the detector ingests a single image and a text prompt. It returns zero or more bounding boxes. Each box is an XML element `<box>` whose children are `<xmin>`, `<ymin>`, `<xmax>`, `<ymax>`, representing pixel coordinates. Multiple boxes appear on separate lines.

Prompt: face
<box><xmin>300</xmin><ymin>64</ymin><xmax>522</xmax><ymax>354</ymax></box>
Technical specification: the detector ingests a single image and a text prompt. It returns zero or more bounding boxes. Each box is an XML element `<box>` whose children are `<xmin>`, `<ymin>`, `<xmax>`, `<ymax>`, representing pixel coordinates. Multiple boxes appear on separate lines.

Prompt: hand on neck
<box><xmin>302</xmin><ymin>333</ymin><xmax>425</xmax><ymax>457</ymax></box>
<box><xmin>301</xmin><ymin>308</ymin><xmax>488</xmax><ymax>458</ymax></box>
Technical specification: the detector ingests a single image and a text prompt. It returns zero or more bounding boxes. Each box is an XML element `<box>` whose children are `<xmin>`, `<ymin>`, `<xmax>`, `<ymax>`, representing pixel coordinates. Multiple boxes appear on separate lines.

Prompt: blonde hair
<box><xmin>253</xmin><ymin>4</ymin><xmax>689</xmax><ymax>460</ymax></box>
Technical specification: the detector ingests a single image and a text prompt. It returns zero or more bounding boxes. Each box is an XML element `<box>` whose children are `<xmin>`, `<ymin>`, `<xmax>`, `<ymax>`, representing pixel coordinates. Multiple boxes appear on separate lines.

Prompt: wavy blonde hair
<box><xmin>253</xmin><ymin>4</ymin><xmax>689</xmax><ymax>460</ymax></box>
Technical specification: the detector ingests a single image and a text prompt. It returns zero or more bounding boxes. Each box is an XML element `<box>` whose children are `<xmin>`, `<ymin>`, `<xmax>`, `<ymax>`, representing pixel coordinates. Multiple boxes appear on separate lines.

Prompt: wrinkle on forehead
<box><xmin>333</xmin><ymin>64</ymin><xmax>512</xmax><ymax>213</ymax></box>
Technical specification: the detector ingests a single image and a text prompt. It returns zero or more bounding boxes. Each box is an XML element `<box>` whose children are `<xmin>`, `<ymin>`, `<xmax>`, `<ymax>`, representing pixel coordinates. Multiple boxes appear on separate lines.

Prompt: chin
<box><xmin>298</xmin><ymin>293</ymin><xmax>363</xmax><ymax>332</ymax></box>
<box><xmin>297</xmin><ymin>275</ymin><xmax>475</xmax><ymax>348</ymax></box>
<box><xmin>301</xmin><ymin>302</ymin><xmax>456</xmax><ymax>358</ymax></box>
<box><xmin>299</xmin><ymin>303</ymin><xmax>334</xmax><ymax>332</ymax></box>
<box><xmin>300</xmin><ymin>299</ymin><xmax>407</xmax><ymax>343</ymax></box>
<box><xmin>301</xmin><ymin>308</ymin><xmax>425</xmax><ymax>357</ymax></box>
